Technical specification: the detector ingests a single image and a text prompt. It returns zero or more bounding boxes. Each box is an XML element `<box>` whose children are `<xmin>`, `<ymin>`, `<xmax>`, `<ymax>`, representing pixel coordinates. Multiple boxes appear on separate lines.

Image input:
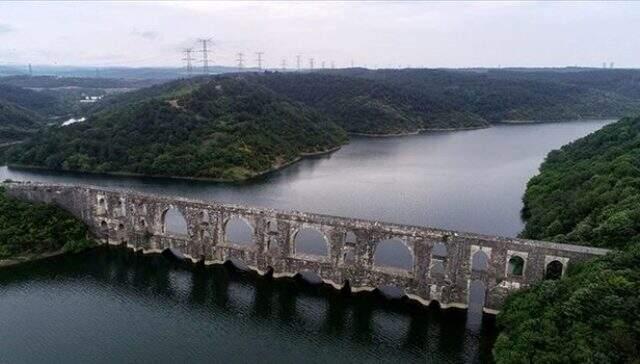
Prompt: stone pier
<box><xmin>5</xmin><ymin>182</ymin><xmax>609</xmax><ymax>313</ymax></box>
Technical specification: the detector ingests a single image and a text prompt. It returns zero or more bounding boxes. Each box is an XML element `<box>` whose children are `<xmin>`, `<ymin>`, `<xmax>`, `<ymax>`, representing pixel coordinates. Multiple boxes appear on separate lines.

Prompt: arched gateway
<box><xmin>4</xmin><ymin>182</ymin><xmax>610</xmax><ymax>313</ymax></box>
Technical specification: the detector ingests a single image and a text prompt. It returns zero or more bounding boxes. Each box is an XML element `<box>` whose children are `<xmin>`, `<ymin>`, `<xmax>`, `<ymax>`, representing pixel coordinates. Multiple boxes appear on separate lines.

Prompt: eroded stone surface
<box><xmin>5</xmin><ymin>182</ymin><xmax>609</xmax><ymax>312</ymax></box>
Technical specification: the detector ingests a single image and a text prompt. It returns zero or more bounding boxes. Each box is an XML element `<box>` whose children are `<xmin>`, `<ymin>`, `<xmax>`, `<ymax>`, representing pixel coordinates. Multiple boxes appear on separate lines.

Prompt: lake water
<box><xmin>0</xmin><ymin>120</ymin><xmax>612</xmax><ymax>363</ymax></box>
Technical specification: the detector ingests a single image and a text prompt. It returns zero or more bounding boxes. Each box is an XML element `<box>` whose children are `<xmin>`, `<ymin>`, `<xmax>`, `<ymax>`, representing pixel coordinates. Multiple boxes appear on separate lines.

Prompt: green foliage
<box><xmin>325</xmin><ymin>68</ymin><xmax>640</xmax><ymax>122</ymax></box>
<box><xmin>494</xmin><ymin>247</ymin><xmax>640</xmax><ymax>364</ymax></box>
<box><xmin>6</xmin><ymin>76</ymin><xmax>348</xmax><ymax>181</ymax></box>
<box><xmin>0</xmin><ymin>186</ymin><xmax>95</xmax><ymax>259</ymax></box>
<box><xmin>251</xmin><ymin>72</ymin><xmax>488</xmax><ymax>134</ymax></box>
<box><xmin>521</xmin><ymin>116</ymin><xmax>640</xmax><ymax>249</ymax></box>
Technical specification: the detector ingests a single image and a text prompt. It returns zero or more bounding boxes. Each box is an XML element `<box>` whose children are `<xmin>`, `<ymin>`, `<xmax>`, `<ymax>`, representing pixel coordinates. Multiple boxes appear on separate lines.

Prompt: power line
<box><xmin>236</xmin><ymin>52</ymin><xmax>244</xmax><ymax>70</ymax></box>
<box><xmin>182</xmin><ymin>48</ymin><xmax>194</xmax><ymax>75</ymax></box>
<box><xmin>255</xmin><ymin>51</ymin><xmax>264</xmax><ymax>70</ymax></box>
<box><xmin>197</xmin><ymin>38</ymin><xmax>212</xmax><ymax>74</ymax></box>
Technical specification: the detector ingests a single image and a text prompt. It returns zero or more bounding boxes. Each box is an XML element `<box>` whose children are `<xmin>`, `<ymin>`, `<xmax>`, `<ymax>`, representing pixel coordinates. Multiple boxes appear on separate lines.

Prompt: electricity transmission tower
<box><xmin>197</xmin><ymin>38</ymin><xmax>212</xmax><ymax>74</ymax></box>
<box><xmin>321</xmin><ymin>61</ymin><xmax>325</xmax><ymax>69</ymax></box>
<box><xmin>182</xmin><ymin>48</ymin><xmax>194</xmax><ymax>75</ymax></box>
<box><xmin>309</xmin><ymin>58</ymin><xmax>314</xmax><ymax>70</ymax></box>
<box><xmin>296</xmin><ymin>55</ymin><xmax>302</xmax><ymax>71</ymax></box>
<box><xmin>236</xmin><ymin>52</ymin><xmax>244</xmax><ymax>70</ymax></box>
<box><xmin>281</xmin><ymin>59</ymin><xmax>286</xmax><ymax>71</ymax></box>
<box><xmin>331</xmin><ymin>61</ymin><xmax>335</xmax><ymax>69</ymax></box>
<box><xmin>255</xmin><ymin>52</ymin><xmax>264</xmax><ymax>70</ymax></box>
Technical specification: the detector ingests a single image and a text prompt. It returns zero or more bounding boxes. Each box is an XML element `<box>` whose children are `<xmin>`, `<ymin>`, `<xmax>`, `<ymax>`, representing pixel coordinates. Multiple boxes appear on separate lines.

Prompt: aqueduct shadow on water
<box><xmin>5</xmin><ymin>182</ymin><xmax>609</xmax><ymax>313</ymax></box>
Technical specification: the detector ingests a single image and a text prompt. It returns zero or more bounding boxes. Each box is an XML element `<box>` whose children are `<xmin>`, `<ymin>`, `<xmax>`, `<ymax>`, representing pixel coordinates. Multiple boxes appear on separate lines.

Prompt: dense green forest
<box><xmin>6</xmin><ymin>77</ymin><xmax>347</xmax><ymax>181</ymax></box>
<box><xmin>494</xmin><ymin>246</ymin><xmax>640</xmax><ymax>363</ymax></box>
<box><xmin>495</xmin><ymin>116</ymin><xmax>640</xmax><ymax>363</ymax></box>
<box><xmin>251</xmin><ymin>72</ymin><xmax>487</xmax><ymax>134</ymax></box>
<box><xmin>5</xmin><ymin>69</ymin><xmax>640</xmax><ymax>180</ymax></box>
<box><xmin>325</xmin><ymin>68</ymin><xmax>640</xmax><ymax>122</ymax></box>
<box><xmin>520</xmin><ymin>116</ymin><xmax>640</xmax><ymax>249</ymax></box>
<box><xmin>0</xmin><ymin>186</ymin><xmax>94</xmax><ymax>260</ymax></box>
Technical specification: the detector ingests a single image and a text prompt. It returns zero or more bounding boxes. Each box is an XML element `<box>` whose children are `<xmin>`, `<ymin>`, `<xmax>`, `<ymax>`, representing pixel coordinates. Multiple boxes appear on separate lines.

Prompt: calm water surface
<box><xmin>0</xmin><ymin>120</ymin><xmax>612</xmax><ymax>236</ymax></box>
<box><xmin>0</xmin><ymin>120</ymin><xmax>612</xmax><ymax>363</ymax></box>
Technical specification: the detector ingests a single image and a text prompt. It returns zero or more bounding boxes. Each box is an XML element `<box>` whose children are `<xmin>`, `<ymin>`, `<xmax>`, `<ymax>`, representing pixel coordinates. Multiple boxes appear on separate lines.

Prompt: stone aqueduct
<box><xmin>5</xmin><ymin>182</ymin><xmax>609</xmax><ymax>313</ymax></box>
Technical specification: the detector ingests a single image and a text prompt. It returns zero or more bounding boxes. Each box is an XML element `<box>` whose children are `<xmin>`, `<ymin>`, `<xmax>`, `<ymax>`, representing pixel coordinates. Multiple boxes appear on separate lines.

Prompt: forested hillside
<box><xmin>0</xmin><ymin>101</ymin><xmax>42</xmax><ymax>143</ymax></box>
<box><xmin>5</xmin><ymin>76</ymin><xmax>347</xmax><ymax>181</ymax></box>
<box><xmin>0</xmin><ymin>186</ymin><xmax>94</xmax><ymax>260</ymax></box>
<box><xmin>520</xmin><ymin>116</ymin><xmax>640</xmax><ymax>250</ymax></box>
<box><xmin>251</xmin><ymin>72</ymin><xmax>487</xmax><ymax>134</ymax></box>
<box><xmin>494</xmin><ymin>246</ymin><xmax>640</xmax><ymax>363</ymax></box>
<box><xmin>495</xmin><ymin>116</ymin><xmax>640</xmax><ymax>363</ymax></box>
<box><xmin>325</xmin><ymin>68</ymin><xmax>640</xmax><ymax>122</ymax></box>
<box><xmin>5</xmin><ymin>70</ymin><xmax>640</xmax><ymax>181</ymax></box>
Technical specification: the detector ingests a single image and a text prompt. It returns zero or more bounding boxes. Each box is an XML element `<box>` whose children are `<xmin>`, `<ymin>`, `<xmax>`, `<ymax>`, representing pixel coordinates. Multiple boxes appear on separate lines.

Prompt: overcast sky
<box><xmin>0</xmin><ymin>1</ymin><xmax>639</xmax><ymax>69</ymax></box>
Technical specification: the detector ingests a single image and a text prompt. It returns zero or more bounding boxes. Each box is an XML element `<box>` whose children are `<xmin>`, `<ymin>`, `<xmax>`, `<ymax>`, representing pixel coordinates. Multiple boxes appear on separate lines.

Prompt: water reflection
<box><xmin>0</xmin><ymin>120</ymin><xmax>612</xmax><ymax>237</ymax></box>
<box><xmin>0</xmin><ymin>247</ymin><xmax>497</xmax><ymax>363</ymax></box>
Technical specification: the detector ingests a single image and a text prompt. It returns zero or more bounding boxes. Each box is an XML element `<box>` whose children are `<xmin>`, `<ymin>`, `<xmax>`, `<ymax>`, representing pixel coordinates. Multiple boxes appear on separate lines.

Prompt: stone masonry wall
<box><xmin>5</xmin><ymin>182</ymin><xmax>610</xmax><ymax>313</ymax></box>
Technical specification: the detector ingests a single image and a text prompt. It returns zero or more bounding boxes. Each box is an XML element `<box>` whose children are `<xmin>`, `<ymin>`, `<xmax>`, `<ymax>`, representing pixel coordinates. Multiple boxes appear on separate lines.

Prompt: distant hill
<box><xmin>6</xmin><ymin>69</ymin><xmax>640</xmax><ymax>181</ymax></box>
<box><xmin>5</xmin><ymin>76</ymin><xmax>347</xmax><ymax>181</ymax></box>
<box><xmin>323</xmin><ymin>68</ymin><xmax>640</xmax><ymax>122</ymax></box>
<box><xmin>0</xmin><ymin>101</ymin><xmax>42</xmax><ymax>143</ymax></box>
<box><xmin>250</xmin><ymin>72</ymin><xmax>487</xmax><ymax>134</ymax></box>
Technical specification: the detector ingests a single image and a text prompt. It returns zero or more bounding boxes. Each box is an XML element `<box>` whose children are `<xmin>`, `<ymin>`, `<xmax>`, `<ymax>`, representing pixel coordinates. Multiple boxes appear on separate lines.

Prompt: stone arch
<box><xmin>373</xmin><ymin>238</ymin><xmax>413</xmax><ymax>271</ymax></box>
<box><xmin>298</xmin><ymin>270</ymin><xmax>323</xmax><ymax>284</ymax></box>
<box><xmin>162</xmin><ymin>207</ymin><xmax>188</xmax><ymax>236</ymax></box>
<box><xmin>545</xmin><ymin>260</ymin><xmax>564</xmax><ymax>280</ymax></box>
<box><xmin>432</xmin><ymin>242</ymin><xmax>448</xmax><ymax>258</ymax></box>
<box><xmin>468</xmin><ymin>280</ymin><xmax>486</xmax><ymax>313</ymax></box>
<box><xmin>508</xmin><ymin>256</ymin><xmax>525</xmax><ymax>276</ymax></box>
<box><xmin>345</xmin><ymin>231</ymin><xmax>356</xmax><ymax>244</ymax></box>
<box><xmin>471</xmin><ymin>250</ymin><xmax>489</xmax><ymax>272</ymax></box>
<box><xmin>430</xmin><ymin>259</ymin><xmax>445</xmax><ymax>278</ymax></box>
<box><xmin>100</xmin><ymin>220</ymin><xmax>108</xmax><ymax>228</ymax></box>
<box><xmin>224</xmin><ymin>217</ymin><xmax>254</xmax><ymax>246</ymax></box>
<box><xmin>98</xmin><ymin>197</ymin><xmax>106</xmax><ymax>207</ymax></box>
<box><xmin>342</xmin><ymin>248</ymin><xmax>355</xmax><ymax>265</ymax></box>
<box><xmin>117</xmin><ymin>223</ymin><xmax>125</xmax><ymax>231</ymax></box>
<box><xmin>377</xmin><ymin>284</ymin><xmax>406</xmax><ymax>299</ymax></box>
<box><xmin>294</xmin><ymin>228</ymin><xmax>329</xmax><ymax>257</ymax></box>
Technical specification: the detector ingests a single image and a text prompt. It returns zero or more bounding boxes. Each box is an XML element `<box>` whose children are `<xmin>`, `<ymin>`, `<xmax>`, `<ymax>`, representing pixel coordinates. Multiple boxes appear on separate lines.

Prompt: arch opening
<box><xmin>343</xmin><ymin>249</ymin><xmax>355</xmax><ymax>265</ymax></box>
<box><xmin>432</xmin><ymin>242</ymin><xmax>448</xmax><ymax>258</ymax></box>
<box><xmin>163</xmin><ymin>208</ymin><xmax>188</xmax><ymax>236</ymax></box>
<box><xmin>294</xmin><ymin>228</ymin><xmax>328</xmax><ymax>257</ymax></box>
<box><xmin>377</xmin><ymin>285</ymin><xmax>405</xmax><ymax>300</ymax></box>
<box><xmin>228</xmin><ymin>257</ymin><xmax>250</xmax><ymax>271</ymax></box>
<box><xmin>345</xmin><ymin>231</ymin><xmax>356</xmax><ymax>244</ymax></box>
<box><xmin>430</xmin><ymin>259</ymin><xmax>445</xmax><ymax>278</ymax></box>
<box><xmin>298</xmin><ymin>270</ymin><xmax>323</xmax><ymax>285</ymax></box>
<box><xmin>508</xmin><ymin>256</ymin><xmax>525</xmax><ymax>276</ymax></box>
<box><xmin>471</xmin><ymin>250</ymin><xmax>489</xmax><ymax>272</ymax></box>
<box><xmin>373</xmin><ymin>238</ymin><xmax>413</xmax><ymax>270</ymax></box>
<box><xmin>545</xmin><ymin>260</ymin><xmax>563</xmax><ymax>280</ymax></box>
<box><xmin>225</xmin><ymin>217</ymin><xmax>254</xmax><ymax>246</ymax></box>
<box><xmin>100</xmin><ymin>220</ymin><xmax>108</xmax><ymax>228</ymax></box>
<box><xmin>98</xmin><ymin>198</ymin><xmax>105</xmax><ymax>207</ymax></box>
